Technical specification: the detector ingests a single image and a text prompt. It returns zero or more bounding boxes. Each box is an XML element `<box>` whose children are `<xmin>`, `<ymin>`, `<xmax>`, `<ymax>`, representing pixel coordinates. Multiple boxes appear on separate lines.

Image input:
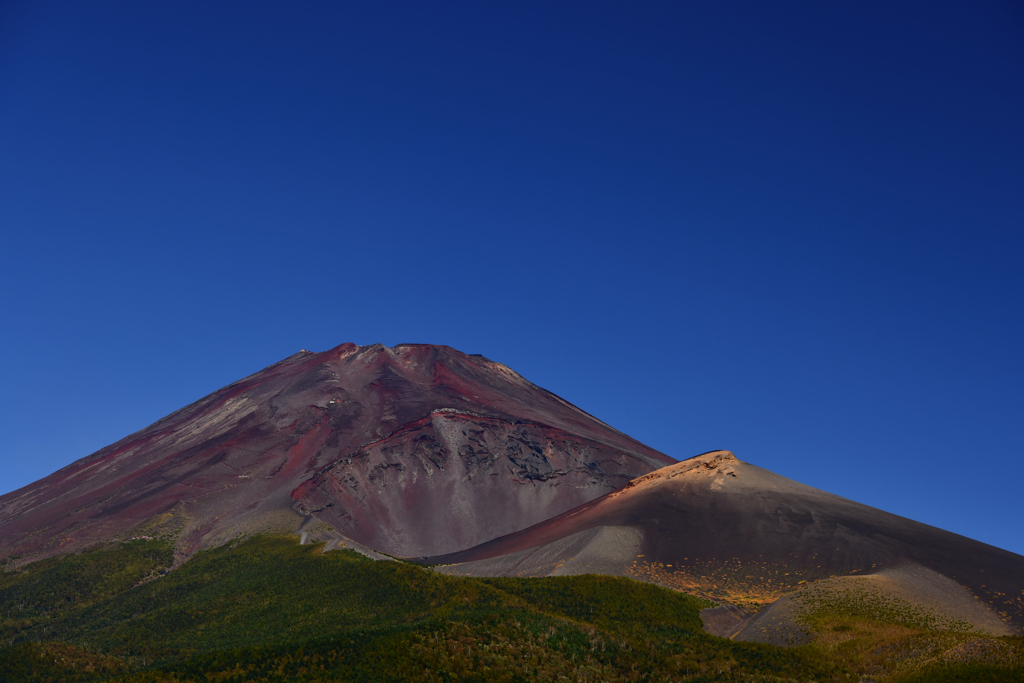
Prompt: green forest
<box><xmin>1</xmin><ymin>535</ymin><xmax>1020</xmax><ymax>682</ymax></box>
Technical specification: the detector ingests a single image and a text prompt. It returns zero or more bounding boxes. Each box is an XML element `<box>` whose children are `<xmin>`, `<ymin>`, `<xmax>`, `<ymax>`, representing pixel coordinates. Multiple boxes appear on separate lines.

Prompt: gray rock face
<box><xmin>296</xmin><ymin>411</ymin><xmax>651</xmax><ymax>556</ymax></box>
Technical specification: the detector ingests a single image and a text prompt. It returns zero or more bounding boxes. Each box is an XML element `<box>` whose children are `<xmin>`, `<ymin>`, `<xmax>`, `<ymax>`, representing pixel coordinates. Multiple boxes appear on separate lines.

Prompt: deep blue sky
<box><xmin>2</xmin><ymin>2</ymin><xmax>1022</xmax><ymax>555</ymax></box>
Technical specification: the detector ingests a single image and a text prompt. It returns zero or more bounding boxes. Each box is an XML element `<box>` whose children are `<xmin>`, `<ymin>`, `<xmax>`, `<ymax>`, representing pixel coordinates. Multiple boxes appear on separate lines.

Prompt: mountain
<box><xmin>422</xmin><ymin>450</ymin><xmax>1024</xmax><ymax>637</ymax></box>
<box><xmin>3</xmin><ymin>343</ymin><xmax>1021</xmax><ymax>648</ymax></box>
<box><xmin>0</xmin><ymin>343</ymin><xmax>672</xmax><ymax>564</ymax></box>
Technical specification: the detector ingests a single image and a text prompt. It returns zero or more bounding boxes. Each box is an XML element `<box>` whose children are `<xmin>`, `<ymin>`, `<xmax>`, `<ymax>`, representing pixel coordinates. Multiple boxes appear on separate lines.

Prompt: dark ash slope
<box><xmin>423</xmin><ymin>451</ymin><xmax>1024</xmax><ymax>634</ymax></box>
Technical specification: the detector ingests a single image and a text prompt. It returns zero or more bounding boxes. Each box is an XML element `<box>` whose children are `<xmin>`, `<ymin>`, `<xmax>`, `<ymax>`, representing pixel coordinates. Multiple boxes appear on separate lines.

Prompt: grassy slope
<box><xmin>0</xmin><ymin>535</ymin><xmax>1020</xmax><ymax>682</ymax></box>
<box><xmin>793</xmin><ymin>588</ymin><xmax>1024</xmax><ymax>682</ymax></box>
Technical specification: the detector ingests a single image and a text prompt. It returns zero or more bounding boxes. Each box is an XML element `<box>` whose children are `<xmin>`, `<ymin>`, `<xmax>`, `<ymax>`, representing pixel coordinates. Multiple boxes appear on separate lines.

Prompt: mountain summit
<box><xmin>0</xmin><ymin>344</ymin><xmax>673</xmax><ymax>563</ymax></box>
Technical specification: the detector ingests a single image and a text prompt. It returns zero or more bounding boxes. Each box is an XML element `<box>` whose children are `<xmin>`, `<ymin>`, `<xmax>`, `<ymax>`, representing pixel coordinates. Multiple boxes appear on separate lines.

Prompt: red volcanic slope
<box><xmin>0</xmin><ymin>344</ymin><xmax>673</xmax><ymax>562</ymax></box>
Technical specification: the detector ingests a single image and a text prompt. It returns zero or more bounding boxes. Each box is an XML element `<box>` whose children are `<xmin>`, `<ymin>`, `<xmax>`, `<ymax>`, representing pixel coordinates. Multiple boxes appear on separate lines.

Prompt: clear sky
<box><xmin>1</xmin><ymin>2</ymin><xmax>1022</xmax><ymax>555</ymax></box>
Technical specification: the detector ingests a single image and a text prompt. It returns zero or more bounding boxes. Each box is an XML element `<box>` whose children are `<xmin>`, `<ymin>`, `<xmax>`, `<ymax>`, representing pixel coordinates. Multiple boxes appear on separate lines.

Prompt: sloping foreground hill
<box><xmin>0</xmin><ymin>343</ymin><xmax>672</xmax><ymax>565</ymax></box>
<box><xmin>423</xmin><ymin>450</ymin><xmax>1024</xmax><ymax>640</ymax></box>
<box><xmin>2</xmin><ymin>535</ymin><xmax>1021</xmax><ymax>682</ymax></box>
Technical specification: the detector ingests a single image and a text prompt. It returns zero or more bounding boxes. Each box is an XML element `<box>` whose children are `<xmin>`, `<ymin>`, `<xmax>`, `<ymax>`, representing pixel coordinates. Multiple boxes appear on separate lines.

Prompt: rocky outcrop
<box><xmin>294</xmin><ymin>410</ymin><xmax>647</xmax><ymax>556</ymax></box>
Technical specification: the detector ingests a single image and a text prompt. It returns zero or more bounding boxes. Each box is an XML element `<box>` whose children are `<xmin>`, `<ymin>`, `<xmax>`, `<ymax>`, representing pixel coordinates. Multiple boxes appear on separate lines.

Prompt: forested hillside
<box><xmin>1</xmin><ymin>536</ymin><xmax>1020</xmax><ymax>682</ymax></box>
